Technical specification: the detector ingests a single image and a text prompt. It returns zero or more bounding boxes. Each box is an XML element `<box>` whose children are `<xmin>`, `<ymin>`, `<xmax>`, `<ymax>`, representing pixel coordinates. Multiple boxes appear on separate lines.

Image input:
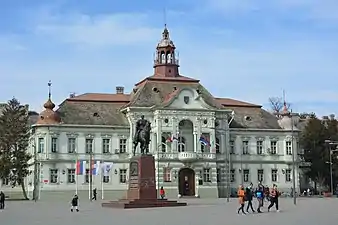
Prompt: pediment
<box><xmin>165</xmin><ymin>88</ymin><xmax>213</xmax><ymax>109</ymax></box>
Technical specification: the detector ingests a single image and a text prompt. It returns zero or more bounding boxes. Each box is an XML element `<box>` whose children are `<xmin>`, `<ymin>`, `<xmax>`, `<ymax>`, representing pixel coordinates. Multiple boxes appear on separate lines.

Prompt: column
<box><xmin>152</xmin><ymin>132</ymin><xmax>157</xmax><ymax>153</ymax></box>
<box><xmin>210</xmin><ymin>132</ymin><xmax>215</xmax><ymax>153</ymax></box>
<box><xmin>193</xmin><ymin>132</ymin><xmax>197</xmax><ymax>153</ymax></box>
<box><xmin>196</xmin><ymin>118</ymin><xmax>201</xmax><ymax>153</ymax></box>
<box><xmin>172</xmin><ymin>117</ymin><xmax>177</xmax><ymax>153</ymax></box>
<box><xmin>128</xmin><ymin>117</ymin><xmax>135</xmax><ymax>155</ymax></box>
<box><xmin>156</xmin><ymin>117</ymin><xmax>162</xmax><ymax>152</ymax></box>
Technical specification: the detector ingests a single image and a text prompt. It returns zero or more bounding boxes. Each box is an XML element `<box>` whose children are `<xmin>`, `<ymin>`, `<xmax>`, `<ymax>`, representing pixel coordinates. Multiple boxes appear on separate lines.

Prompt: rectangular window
<box><xmin>243</xmin><ymin>169</ymin><xmax>250</xmax><ymax>182</ymax></box>
<box><xmin>286</xmin><ymin>141</ymin><xmax>292</xmax><ymax>155</ymax></box>
<box><xmin>203</xmin><ymin>168</ymin><xmax>211</xmax><ymax>182</ymax></box>
<box><xmin>270</xmin><ymin>141</ymin><xmax>277</xmax><ymax>154</ymax></box>
<box><xmin>103</xmin><ymin>176</ymin><xmax>110</xmax><ymax>183</ymax></box>
<box><xmin>257</xmin><ymin>169</ymin><xmax>264</xmax><ymax>182</ymax></box>
<box><xmin>51</xmin><ymin>137</ymin><xmax>58</xmax><ymax>153</ymax></box>
<box><xmin>216</xmin><ymin>168</ymin><xmax>221</xmax><ymax>182</ymax></box>
<box><xmin>119</xmin><ymin>169</ymin><xmax>127</xmax><ymax>183</ymax></box>
<box><xmin>256</xmin><ymin>141</ymin><xmax>263</xmax><ymax>155</ymax></box>
<box><xmin>242</xmin><ymin>141</ymin><xmax>249</xmax><ymax>154</ymax></box>
<box><xmin>102</xmin><ymin>139</ymin><xmax>110</xmax><ymax>154</ymax></box>
<box><xmin>85</xmin><ymin>139</ymin><xmax>93</xmax><ymax>154</ymax></box>
<box><xmin>85</xmin><ymin>169</ymin><xmax>90</xmax><ymax>183</ymax></box>
<box><xmin>163</xmin><ymin>167</ymin><xmax>171</xmax><ymax>182</ymax></box>
<box><xmin>285</xmin><ymin>169</ymin><xmax>292</xmax><ymax>182</ymax></box>
<box><xmin>67</xmin><ymin>169</ymin><xmax>75</xmax><ymax>183</ymax></box>
<box><xmin>38</xmin><ymin>138</ymin><xmax>44</xmax><ymax>153</ymax></box>
<box><xmin>230</xmin><ymin>169</ymin><xmax>235</xmax><ymax>182</ymax></box>
<box><xmin>119</xmin><ymin>139</ymin><xmax>127</xmax><ymax>153</ymax></box>
<box><xmin>271</xmin><ymin>169</ymin><xmax>278</xmax><ymax>182</ymax></box>
<box><xmin>50</xmin><ymin>169</ymin><xmax>58</xmax><ymax>184</ymax></box>
<box><xmin>230</xmin><ymin>141</ymin><xmax>235</xmax><ymax>154</ymax></box>
<box><xmin>1</xmin><ymin>178</ymin><xmax>9</xmax><ymax>186</ymax></box>
<box><xmin>68</xmin><ymin>138</ymin><xmax>76</xmax><ymax>153</ymax></box>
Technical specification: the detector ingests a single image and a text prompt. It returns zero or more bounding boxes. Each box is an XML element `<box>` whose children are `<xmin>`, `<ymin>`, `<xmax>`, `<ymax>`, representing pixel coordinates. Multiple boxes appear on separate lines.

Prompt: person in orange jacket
<box><xmin>159</xmin><ymin>186</ymin><xmax>165</xmax><ymax>199</ymax></box>
<box><xmin>237</xmin><ymin>185</ymin><xmax>246</xmax><ymax>214</ymax></box>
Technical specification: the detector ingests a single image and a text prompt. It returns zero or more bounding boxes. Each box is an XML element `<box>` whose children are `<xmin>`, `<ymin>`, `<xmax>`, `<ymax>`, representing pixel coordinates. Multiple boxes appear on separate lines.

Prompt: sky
<box><xmin>1</xmin><ymin>0</ymin><xmax>338</xmax><ymax>116</ymax></box>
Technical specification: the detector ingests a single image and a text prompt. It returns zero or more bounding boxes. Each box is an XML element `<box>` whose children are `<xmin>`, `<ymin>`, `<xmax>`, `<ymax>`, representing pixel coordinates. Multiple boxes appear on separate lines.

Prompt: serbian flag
<box><xmin>76</xmin><ymin>161</ymin><xmax>86</xmax><ymax>175</ymax></box>
<box><xmin>199</xmin><ymin>136</ymin><xmax>211</xmax><ymax>146</ymax></box>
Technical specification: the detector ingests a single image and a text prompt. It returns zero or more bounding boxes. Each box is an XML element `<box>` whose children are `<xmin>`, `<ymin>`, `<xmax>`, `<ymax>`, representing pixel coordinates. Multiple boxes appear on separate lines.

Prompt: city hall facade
<box><xmin>1</xmin><ymin>26</ymin><xmax>301</xmax><ymax>199</ymax></box>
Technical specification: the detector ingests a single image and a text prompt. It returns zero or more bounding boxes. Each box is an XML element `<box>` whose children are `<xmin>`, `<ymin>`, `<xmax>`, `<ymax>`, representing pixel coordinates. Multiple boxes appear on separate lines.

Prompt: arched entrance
<box><xmin>178</xmin><ymin>168</ymin><xmax>195</xmax><ymax>196</ymax></box>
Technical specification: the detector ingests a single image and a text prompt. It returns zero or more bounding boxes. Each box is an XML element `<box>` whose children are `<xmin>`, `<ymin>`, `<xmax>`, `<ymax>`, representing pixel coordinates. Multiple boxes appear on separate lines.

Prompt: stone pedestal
<box><xmin>102</xmin><ymin>155</ymin><xmax>187</xmax><ymax>209</ymax></box>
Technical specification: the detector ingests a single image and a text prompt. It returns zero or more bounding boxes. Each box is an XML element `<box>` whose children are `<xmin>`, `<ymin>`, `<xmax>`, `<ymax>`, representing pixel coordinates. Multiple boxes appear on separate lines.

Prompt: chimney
<box><xmin>116</xmin><ymin>86</ymin><xmax>124</xmax><ymax>94</ymax></box>
<box><xmin>69</xmin><ymin>93</ymin><xmax>76</xmax><ymax>98</ymax></box>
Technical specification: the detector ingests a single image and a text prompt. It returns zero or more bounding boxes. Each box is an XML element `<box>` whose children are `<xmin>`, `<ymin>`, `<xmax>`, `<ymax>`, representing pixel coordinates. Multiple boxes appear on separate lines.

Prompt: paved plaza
<box><xmin>1</xmin><ymin>198</ymin><xmax>338</xmax><ymax>225</ymax></box>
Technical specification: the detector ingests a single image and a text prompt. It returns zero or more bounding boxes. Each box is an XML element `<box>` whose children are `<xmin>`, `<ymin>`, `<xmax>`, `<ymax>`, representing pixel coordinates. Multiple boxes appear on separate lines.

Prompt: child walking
<box><xmin>71</xmin><ymin>194</ymin><xmax>79</xmax><ymax>212</ymax></box>
<box><xmin>237</xmin><ymin>185</ymin><xmax>246</xmax><ymax>214</ymax></box>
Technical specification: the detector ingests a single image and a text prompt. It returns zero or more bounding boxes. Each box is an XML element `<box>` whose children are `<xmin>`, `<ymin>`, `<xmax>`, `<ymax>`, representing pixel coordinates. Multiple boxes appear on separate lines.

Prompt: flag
<box><xmin>101</xmin><ymin>162</ymin><xmax>114</xmax><ymax>176</ymax></box>
<box><xmin>76</xmin><ymin>160</ymin><xmax>86</xmax><ymax>175</ymax></box>
<box><xmin>199</xmin><ymin>136</ymin><xmax>210</xmax><ymax>146</ymax></box>
<box><xmin>166</xmin><ymin>134</ymin><xmax>178</xmax><ymax>143</ymax></box>
<box><xmin>92</xmin><ymin>161</ymin><xmax>101</xmax><ymax>175</ymax></box>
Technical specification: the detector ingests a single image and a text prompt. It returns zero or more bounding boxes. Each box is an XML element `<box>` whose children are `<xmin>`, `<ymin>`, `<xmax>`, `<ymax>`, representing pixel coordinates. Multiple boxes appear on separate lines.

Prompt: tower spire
<box><xmin>281</xmin><ymin>89</ymin><xmax>290</xmax><ymax>116</ymax></box>
<box><xmin>153</xmin><ymin>22</ymin><xmax>180</xmax><ymax>77</ymax></box>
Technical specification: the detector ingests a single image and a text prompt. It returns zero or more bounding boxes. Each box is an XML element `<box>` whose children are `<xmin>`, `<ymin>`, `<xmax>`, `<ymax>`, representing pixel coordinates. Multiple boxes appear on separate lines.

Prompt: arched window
<box><xmin>161</xmin><ymin>136</ymin><xmax>167</xmax><ymax>152</ymax></box>
<box><xmin>161</xmin><ymin>52</ymin><xmax>165</xmax><ymax>63</ymax></box>
<box><xmin>167</xmin><ymin>52</ymin><xmax>172</xmax><ymax>63</ymax></box>
<box><xmin>178</xmin><ymin>136</ymin><xmax>186</xmax><ymax>152</ymax></box>
<box><xmin>216</xmin><ymin>137</ymin><xmax>220</xmax><ymax>153</ymax></box>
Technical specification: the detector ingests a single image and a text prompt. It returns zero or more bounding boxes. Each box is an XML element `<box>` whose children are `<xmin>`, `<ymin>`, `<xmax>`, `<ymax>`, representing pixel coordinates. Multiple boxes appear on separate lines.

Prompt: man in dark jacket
<box><xmin>245</xmin><ymin>183</ymin><xmax>255</xmax><ymax>213</ymax></box>
<box><xmin>0</xmin><ymin>191</ymin><xmax>5</xmax><ymax>209</ymax></box>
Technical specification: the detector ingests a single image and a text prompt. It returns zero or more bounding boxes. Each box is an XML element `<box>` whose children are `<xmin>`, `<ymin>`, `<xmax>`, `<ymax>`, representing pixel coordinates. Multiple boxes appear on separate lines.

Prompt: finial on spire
<box><xmin>48</xmin><ymin>80</ymin><xmax>52</xmax><ymax>99</ymax></box>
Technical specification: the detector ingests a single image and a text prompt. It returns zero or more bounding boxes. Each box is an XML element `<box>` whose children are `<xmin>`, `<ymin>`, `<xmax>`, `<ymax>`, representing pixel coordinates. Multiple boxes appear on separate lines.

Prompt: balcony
<box><xmin>178</xmin><ymin>152</ymin><xmax>198</xmax><ymax>162</ymax></box>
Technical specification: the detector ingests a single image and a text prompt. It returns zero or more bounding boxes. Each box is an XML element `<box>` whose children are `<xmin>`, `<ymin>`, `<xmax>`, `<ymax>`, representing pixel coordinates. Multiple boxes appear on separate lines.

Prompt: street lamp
<box><xmin>290</xmin><ymin>110</ymin><xmax>297</xmax><ymax>205</ymax></box>
<box><xmin>211</xmin><ymin>111</ymin><xmax>235</xmax><ymax>203</ymax></box>
<box><xmin>324</xmin><ymin>140</ymin><xmax>338</xmax><ymax>194</ymax></box>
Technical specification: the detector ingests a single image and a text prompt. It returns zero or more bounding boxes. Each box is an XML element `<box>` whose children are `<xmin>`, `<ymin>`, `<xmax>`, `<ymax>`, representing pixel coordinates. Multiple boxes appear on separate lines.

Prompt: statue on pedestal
<box><xmin>133</xmin><ymin>115</ymin><xmax>151</xmax><ymax>156</ymax></box>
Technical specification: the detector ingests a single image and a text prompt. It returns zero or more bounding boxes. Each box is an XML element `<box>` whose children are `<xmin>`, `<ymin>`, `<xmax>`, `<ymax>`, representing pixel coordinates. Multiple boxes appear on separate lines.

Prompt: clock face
<box><xmin>130</xmin><ymin>162</ymin><xmax>138</xmax><ymax>176</ymax></box>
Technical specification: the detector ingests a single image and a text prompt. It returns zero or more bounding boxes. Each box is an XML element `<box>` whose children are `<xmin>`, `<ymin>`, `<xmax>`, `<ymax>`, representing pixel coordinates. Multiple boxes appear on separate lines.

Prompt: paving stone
<box><xmin>1</xmin><ymin>198</ymin><xmax>337</xmax><ymax>225</ymax></box>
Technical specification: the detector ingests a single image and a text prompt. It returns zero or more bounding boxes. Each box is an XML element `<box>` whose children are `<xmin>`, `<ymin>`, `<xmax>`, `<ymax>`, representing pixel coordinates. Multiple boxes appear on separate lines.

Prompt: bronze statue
<box><xmin>133</xmin><ymin>115</ymin><xmax>151</xmax><ymax>156</ymax></box>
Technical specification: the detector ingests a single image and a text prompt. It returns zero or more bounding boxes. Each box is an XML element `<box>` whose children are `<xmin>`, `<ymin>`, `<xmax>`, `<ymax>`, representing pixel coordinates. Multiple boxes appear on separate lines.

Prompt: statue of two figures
<box><xmin>132</xmin><ymin>115</ymin><xmax>151</xmax><ymax>156</ymax></box>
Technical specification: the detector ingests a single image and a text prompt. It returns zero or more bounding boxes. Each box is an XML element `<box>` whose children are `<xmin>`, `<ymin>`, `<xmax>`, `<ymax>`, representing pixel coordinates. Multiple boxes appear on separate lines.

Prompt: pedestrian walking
<box><xmin>92</xmin><ymin>188</ymin><xmax>97</xmax><ymax>201</ymax></box>
<box><xmin>255</xmin><ymin>184</ymin><xmax>264</xmax><ymax>213</ymax></box>
<box><xmin>245</xmin><ymin>183</ymin><xmax>255</xmax><ymax>213</ymax></box>
<box><xmin>70</xmin><ymin>194</ymin><xmax>79</xmax><ymax>212</ymax></box>
<box><xmin>237</xmin><ymin>185</ymin><xmax>246</xmax><ymax>214</ymax></box>
<box><xmin>268</xmin><ymin>184</ymin><xmax>280</xmax><ymax>212</ymax></box>
<box><xmin>0</xmin><ymin>191</ymin><xmax>5</xmax><ymax>209</ymax></box>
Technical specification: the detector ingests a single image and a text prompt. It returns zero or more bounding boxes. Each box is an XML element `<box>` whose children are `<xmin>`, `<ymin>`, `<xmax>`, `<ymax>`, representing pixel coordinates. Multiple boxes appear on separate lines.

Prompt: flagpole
<box><xmin>101</xmin><ymin>160</ymin><xmax>104</xmax><ymax>200</ymax></box>
<box><xmin>75</xmin><ymin>153</ymin><xmax>78</xmax><ymax>195</ymax></box>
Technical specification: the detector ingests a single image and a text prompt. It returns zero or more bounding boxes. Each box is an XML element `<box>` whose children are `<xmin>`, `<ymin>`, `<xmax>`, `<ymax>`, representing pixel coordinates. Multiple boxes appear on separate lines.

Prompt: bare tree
<box><xmin>268</xmin><ymin>97</ymin><xmax>291</xmax><ymax>114</ymax></box>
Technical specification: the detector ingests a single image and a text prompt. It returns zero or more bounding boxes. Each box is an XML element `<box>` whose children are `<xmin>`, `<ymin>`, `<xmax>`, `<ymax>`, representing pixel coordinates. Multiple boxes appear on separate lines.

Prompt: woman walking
<box><xmin>237</xmin><ymin>185</ymin><xmax>246</xmax><ymax>214</ymax></box>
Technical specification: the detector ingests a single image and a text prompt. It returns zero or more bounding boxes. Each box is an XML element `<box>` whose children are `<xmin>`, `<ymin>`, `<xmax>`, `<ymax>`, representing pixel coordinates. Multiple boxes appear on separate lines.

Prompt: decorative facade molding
<box><xmin>101</xmin><ymin>134</ymin><xmax>113</xmax><ymax>138</ymax></box>
<box><xmin>269</xmin><ymin>136</ymin><xmax>280</xmax><ymax>141</ymax></box>
<box><xmin>66</xmin><ymin>132</ymin><xmax>79</xmax><ymax>138</ymax></box>
<box><xmin>49</xmin><ymin>132</ymin><xmax>60</xmax><ymax>138</ymax></box>
<box><xmin>255</xmin><ymin>136</ymin><xmax>265</xmax><ymax>141</ymax></box>
<box><xmin>36</xmin><ymin>132</ymin><xmax>47</xmax><ymax>138</ymax></box>
<box><xmin>241</xmin><ymin>136</ymin><xmax>251</xmax><ymax>141</ymax></box>
<box><xmin>85</xmin><ymin>133</ymin><xmax>95</xmax><ymax>139</ymax></box>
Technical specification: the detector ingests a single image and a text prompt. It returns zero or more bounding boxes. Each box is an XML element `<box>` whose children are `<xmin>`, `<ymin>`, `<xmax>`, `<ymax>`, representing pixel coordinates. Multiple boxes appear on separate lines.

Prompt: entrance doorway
<box><xmin>178</xmin><ymin>168</ymin><xmax>195</xmax><ymax>196</ymax></box>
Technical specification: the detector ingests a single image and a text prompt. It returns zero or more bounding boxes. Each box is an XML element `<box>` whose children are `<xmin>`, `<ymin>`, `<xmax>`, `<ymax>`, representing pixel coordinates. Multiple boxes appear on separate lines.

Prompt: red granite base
<box><xmin>101</xmin><ymin>199</ymin><xmax>187</xmax><ymax>209</ymax></box>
